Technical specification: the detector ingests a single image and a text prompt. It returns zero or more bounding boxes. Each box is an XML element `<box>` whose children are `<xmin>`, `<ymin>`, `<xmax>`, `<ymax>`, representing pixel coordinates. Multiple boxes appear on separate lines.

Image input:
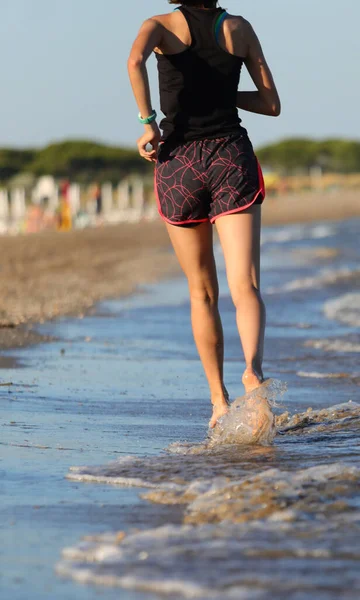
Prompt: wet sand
<box><xmin>0</xmin><ymin>220</ymin><xmax>179</xmax><ymax>347</ymax></box>
<box><xmin>0</xmin><ymin>189</ymin><xmax>359</xmax><ymax>351</ymax></box>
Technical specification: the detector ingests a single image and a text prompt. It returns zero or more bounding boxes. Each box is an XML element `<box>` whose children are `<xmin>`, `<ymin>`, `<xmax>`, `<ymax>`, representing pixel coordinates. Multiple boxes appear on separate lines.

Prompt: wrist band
<box><xmin>138</xmin><ymin>110</ymin><xmax>157</xmax><ymax>125</ymax></box>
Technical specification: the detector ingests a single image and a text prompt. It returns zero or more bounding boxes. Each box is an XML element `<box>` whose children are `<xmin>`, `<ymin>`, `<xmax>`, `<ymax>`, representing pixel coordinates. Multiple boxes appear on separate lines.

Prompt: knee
<box><xmin>230</xmin><ymin>280</ymin><xmax>258</xmax><ymax>307</ymax></box>
<box><xmin>189</xmin><ymin>283</ymin><xmax>218</xmax><ymax>306</ymax></box>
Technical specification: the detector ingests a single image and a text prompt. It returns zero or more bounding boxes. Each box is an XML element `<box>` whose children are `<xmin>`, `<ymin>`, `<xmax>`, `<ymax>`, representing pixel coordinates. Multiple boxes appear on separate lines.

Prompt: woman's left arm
<box><xmin>236</xmin><ymin>21</ymin><xmax>281</xmax><ymax>117</ymax></box>
<box><xmin>128</xmin><ymin>19</ymin><xmax>163</xmax><ymax>162</ymax></box>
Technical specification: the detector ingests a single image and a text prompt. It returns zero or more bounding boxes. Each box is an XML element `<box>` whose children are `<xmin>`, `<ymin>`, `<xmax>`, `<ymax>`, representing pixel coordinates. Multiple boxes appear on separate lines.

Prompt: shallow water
<box><xmin>1</xmin><ymin>218</ymin><xmax>360</xmax><ymax>600</ymax></box>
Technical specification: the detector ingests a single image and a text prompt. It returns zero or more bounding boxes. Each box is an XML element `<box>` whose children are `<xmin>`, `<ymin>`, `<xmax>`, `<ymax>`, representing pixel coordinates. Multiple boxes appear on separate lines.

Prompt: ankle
<box><xmin>211</xmin><ymin>391</ymin><xmax>229</xmax><ymax>406</ymax></box>
<box><xmin>244</xmin><ymin>364</ymin><xmax>263</xmax><ymax>379</ymax></box>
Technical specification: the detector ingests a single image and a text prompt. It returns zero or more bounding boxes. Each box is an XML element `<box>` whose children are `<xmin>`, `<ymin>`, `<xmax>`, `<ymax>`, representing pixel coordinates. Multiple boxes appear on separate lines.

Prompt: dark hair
<box><xmin>168</xmin><ymin>0</ymin><xmax>218</xmax><ymax>7</ymax></box>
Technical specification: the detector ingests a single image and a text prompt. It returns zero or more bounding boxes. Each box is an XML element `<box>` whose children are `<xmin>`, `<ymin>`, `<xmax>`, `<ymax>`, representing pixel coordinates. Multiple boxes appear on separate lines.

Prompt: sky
<box><xmin>1</xmin><ymin>0</ymin><xmax>359</xmax><ymax>150</ymax></box>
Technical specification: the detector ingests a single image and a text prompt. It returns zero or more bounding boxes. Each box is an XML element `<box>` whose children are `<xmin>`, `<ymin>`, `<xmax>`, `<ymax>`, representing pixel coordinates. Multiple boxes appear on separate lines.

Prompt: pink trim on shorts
<box><xmin>210</xmin><ymin>158</ymin><xmax>266</xmax><ymax>223</ymax></box>
<box><xmin>154</xmin><ymin>169</ymin><xmax>209</xmax><ymax>226</ymax></box>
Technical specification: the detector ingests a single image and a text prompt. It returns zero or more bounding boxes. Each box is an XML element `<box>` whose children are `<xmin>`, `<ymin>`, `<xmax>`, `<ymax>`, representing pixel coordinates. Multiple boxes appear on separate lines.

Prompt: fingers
<box><xmin>138</xmin><ymin>147</ymin><xmax>157</xmax><ymax>162</ymax></box>
<box><xmin>137</xmin><ymin>139</ymin><xmax>159</xmax><ymax>162</ymax></box>
<box><xmin>137</xmin><ymin>124</ymin><xmax>162</xmax><ymax>162</ymax></box>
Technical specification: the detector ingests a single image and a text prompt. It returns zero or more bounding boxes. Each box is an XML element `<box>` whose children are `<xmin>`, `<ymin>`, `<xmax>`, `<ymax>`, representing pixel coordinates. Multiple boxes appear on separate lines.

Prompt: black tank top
<box><xmin>156</xmin><ymin>6</ymin><xmax>244</xmax><ymax>144</ymax></box>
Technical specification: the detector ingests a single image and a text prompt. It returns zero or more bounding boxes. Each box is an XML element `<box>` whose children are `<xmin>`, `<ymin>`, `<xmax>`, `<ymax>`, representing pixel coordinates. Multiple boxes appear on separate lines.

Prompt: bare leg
<box><xmin>166</xmin><ymin>222</ymin><xmax>229</xmax><ymax>427</ymax></box>
<box><xmin>215</xmin><ymin>206</ymin><xmax>266</xmax><ymax>393</ymax></box>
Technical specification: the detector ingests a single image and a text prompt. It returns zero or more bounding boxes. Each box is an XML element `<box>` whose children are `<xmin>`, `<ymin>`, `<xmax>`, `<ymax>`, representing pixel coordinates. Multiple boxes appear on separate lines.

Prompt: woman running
<box><xmin>128</xmin><ymin>0</ymin><xmax>280</xmax><ymax>428</ymax></box>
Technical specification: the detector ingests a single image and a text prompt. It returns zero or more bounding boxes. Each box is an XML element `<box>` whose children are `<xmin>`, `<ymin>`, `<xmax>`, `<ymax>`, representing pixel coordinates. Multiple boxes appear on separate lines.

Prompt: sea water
<box><xmin>1</xmin><ymin>218</ymin><xmax>360</xmax><ymax>600</ymax></box>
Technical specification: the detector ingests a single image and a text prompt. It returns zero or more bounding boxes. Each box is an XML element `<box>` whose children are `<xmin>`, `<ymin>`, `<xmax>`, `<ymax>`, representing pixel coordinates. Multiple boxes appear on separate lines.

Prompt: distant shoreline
<box><xmin>0</xmin><ymin>190</ymin><xmax>359</xmax><ymax>358</ymax></box>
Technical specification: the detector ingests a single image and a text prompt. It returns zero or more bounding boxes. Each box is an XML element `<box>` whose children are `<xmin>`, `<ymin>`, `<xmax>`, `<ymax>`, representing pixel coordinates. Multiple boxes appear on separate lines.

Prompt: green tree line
<box><xmin>0</xmin><ymin>149</ymin><xmax>36</xmax><ymax>181</ymax></box>
<box><xmin>0</xmin><ymin>140</ymin><xmax>150</xmax><ymax>184</ymax></box>
<box><xmin>257</xmin><ymin>138</ymin><xmax>360</xmax><ymax>173</ymax></box>
<box><xmin>1</xmin><ymin>138</ymin><xmax>360</xmax><ymax>184</ymax></box>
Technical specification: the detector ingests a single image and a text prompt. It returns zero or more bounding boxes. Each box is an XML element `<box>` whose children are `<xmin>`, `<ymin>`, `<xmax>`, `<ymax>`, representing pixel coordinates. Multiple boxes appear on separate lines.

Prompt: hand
<box><xmin>137</xmin><ymin>122</ymin><xmax>161</xmax><ymax>162</ymax></box>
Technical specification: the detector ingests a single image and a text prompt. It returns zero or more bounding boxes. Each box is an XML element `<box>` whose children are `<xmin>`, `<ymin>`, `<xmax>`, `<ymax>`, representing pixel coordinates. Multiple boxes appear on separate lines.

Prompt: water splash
<box><xmin>208</xmin><ymin>379</ymin><xmax>287</xmax><ymax>447</ymax></box>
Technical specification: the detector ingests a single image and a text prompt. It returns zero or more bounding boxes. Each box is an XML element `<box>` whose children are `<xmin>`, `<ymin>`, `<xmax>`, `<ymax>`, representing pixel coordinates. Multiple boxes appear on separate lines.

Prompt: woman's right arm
<box><xmin>128</xmin><ymin>18</ymin><xmax>163</xmax><ymax>161</ymax></box>
<box><xmin>236</xmin><ymin>21</ymin><xmax>281</xmax><ymax>117</ymax></box>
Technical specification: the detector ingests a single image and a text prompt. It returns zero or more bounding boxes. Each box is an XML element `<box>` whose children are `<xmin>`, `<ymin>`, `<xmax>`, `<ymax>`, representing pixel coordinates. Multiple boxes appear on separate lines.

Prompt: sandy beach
<box><xmin>0</xmin><ymin>219</ymin><xmax>179</xmax><ymax>349</ymax></box>
<box><xmin>0</xmin><ymin>190</ymin><xmax>359</xmax><ymax>351</ymax></box>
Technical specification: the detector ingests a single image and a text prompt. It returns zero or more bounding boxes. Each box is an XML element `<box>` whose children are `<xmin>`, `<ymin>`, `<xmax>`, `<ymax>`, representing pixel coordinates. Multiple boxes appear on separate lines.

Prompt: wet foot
<box><xmin>209</xmin><ymin>400</ymin><xmax>230</xmax><ymax>429</ymax></box>
<box><xmin>209</xmin><ymin>388</ymin><xmax>230</xmax><ymax>429</ymax></box>
<box><xmin>242</xmin><ymin>368</ymin><xmax>263</xmax><ymax>394</ymax></box>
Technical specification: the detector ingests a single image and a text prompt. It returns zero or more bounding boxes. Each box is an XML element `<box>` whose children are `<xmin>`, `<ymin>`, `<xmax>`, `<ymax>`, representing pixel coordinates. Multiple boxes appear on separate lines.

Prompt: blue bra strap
<box><xmin>214</xmin><ymin>10</ymin><xmax>228</xmax><ymax>43</ymax></box>
<box><xmin>174</xmin><ymin>7</ymin><xmax>228</xmax><ymax>45</ymax></box>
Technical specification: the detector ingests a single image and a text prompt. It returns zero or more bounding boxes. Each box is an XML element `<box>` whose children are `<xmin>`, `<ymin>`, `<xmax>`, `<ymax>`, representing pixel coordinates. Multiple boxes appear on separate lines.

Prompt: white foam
<box><xmin>297</xmin><ymin>371</ymin><xmax>349</xmax><ymax>379</ymax></box>
<box><xmin>57</xmin><ymin>462</ymin><xmax>360</xmax><ymax>598</ymax></box>
<box><xmin>324</xmin><ymin>293</ymin><xmax>360</xmax><ymax>327</ymax></box>
<box><xmin>60</xmin><ymin>396</ymin><xmax>360</xmax><ymax>596</ymax></box>
<box><xmin>276</xmin><ymin>401</ymin><xmax>360</xmax><ymax>435</ymax></box>
<box><xmin>67</xmin><ymin>456</ymin><xmax>185</xmax><ymax>490</ymax></box>
<box><xmin>305</xmin><ymin>337</ymin><xmax>360</xmax><ymax>353</ymax></box>
<box><xmin>66</xmin><ymin>399</ymin><xmax>360</xmax><ymax>496</ymax></box>
<box><xmin>261</xmin><ymin>224</ymin><xmax>335</xmax><ymax>245</ymax></box>
<box><xmin>267</xmin><ymin>267</ymin><xmax>360</xmax><ymax>294</ymax></box>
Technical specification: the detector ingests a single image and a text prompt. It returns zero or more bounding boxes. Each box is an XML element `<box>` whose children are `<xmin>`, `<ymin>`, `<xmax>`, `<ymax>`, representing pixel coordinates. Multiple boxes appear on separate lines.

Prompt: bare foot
<box><xmin>209</xmin><ymin>400</ymin><xmax>229</xmax><ymax>429</ymax></box>
<box><xmin>242</xmin><ymin>368</ymin><xmax>263</xmax><ymax>394</ymax></box>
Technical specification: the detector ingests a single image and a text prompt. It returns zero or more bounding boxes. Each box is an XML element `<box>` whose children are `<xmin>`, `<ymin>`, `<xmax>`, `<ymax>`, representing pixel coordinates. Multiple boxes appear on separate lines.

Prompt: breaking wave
<box><xmin>66</xmin><ymin>401</ymin><xmax>360</xmax><ymax>492</ymax></box>
<box><xmin>261</xmin><ymin>224</ymin><xmax>335</xmax><ymax>245</ymax></box>
<box><xmin>324</xmin><ymin>293</ymin><xmax>360</xmax><ymax>327</ymax></box>
<box><xmin>304</xmin><ymin>337</ymin><xmax>360</xmax><ymax>353</ymax></box>
<box><xmin>267</xmin><ymin>267</ymin><xmax>360</xmax><ymax>294</ymax></box>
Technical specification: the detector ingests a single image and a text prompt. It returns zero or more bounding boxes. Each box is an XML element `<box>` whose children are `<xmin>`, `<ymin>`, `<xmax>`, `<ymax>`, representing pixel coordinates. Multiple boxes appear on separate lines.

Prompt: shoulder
<box><xmin>136</xmin><ymin>14</ymin><xmax>176</xmax><ymax>40</ymax></box>
<box><xmin>223</xmin><ymin>14</ymin><xmax>258</xmax><ymax>53</ymax></box>
<box><xmin>144</xmin><ymin>12</ymin><xmax>179</xmax><ymax>29</ymax></box>
<box><xmin>223</xmin><ymin>14</ymin><xmax>254</xmax><ymax>38</ymax></box>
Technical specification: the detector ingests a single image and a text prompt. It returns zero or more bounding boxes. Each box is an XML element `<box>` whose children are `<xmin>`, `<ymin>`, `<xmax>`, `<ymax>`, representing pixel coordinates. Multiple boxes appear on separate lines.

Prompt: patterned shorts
<box><xmin>155</xmin><ymin>133</ymin><xmax>265</xmax><ymax>226</ymax></box>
